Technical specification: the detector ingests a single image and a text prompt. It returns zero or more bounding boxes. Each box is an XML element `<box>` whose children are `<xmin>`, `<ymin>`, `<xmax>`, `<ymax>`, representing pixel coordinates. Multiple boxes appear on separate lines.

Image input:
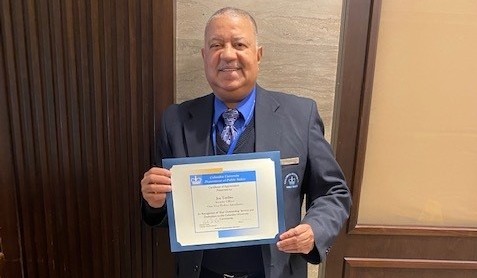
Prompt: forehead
<box><xmin>205</xmin><ymin>14</ymin><xmax>255</xmax><ymax>39</ymax></box>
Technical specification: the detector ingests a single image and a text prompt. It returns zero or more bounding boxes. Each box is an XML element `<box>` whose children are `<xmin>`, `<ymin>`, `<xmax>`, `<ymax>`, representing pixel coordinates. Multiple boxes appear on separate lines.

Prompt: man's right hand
<box><xmin>141</xmin><ymin>167</ymin><xmax>172</xmax><ymax>208</ymax></box>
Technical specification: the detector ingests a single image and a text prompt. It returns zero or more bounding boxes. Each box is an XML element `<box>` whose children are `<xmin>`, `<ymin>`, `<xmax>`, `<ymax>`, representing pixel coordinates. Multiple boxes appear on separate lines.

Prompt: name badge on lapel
<box><xmin>280</xmin><ymin>157</ymin><xmax>299</xmax><ymax>166</ymax></box>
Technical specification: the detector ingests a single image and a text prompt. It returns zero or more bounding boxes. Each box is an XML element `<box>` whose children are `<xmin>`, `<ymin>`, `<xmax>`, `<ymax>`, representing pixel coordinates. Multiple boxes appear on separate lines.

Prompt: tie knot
<box><xmin>222</xmin><ymin>108</ymin><xmax>239</xmax><ymax>126</ymax></box>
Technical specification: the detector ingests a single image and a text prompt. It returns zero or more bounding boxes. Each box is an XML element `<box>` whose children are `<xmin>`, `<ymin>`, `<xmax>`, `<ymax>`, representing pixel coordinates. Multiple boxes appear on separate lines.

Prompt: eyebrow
<box><xmin>209</xmin><ymin>37</ymin><xmax>252</xmax><ymax>45</ymax></box>
<box><xmin>207</xmin><ymin>37</ymin><xmax>223</xmax><ymax>42</ymax></box>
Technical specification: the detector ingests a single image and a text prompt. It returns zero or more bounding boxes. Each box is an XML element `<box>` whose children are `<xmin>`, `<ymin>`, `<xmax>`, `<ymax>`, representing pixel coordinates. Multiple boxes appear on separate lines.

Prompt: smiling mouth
<box><xmin>219</xmin><ymin>68</ymin><xmax>240</xmax><ymax>72</ymax></box>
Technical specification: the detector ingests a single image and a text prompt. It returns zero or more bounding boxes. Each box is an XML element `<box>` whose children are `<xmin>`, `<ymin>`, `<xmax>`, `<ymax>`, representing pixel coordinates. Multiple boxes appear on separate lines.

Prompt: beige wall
<box><xmin>175</xmin><ymin>0</ymin><xmax>343</xmax><ymax>141</ymax></box>
<box><xmin>358</xmin><ymin>0</ymin><xmax>477</xmax><ymax>227</ymax></box>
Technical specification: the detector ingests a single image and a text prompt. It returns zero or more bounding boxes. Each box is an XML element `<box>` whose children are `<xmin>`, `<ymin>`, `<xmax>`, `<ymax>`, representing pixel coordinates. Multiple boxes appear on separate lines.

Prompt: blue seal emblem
<box><xmin>284</xmin><ymin>173</ymin><xmax>299</xmax><ymax>189</ymax></box>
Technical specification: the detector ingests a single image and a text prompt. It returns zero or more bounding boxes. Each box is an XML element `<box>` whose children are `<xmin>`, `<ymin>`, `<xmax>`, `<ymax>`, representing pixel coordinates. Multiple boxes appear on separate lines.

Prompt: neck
<box><xmin>225</xmin><ymin>102</ymin><xmax>239</xmax><ymax>109</ymax></box>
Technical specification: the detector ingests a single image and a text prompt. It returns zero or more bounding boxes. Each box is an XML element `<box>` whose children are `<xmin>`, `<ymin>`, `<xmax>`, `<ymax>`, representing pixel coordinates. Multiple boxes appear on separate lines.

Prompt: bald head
<box><xmin>205</xmin><ymin>7</ymin><xmax>258</xmax><ymax>44</ymax></box>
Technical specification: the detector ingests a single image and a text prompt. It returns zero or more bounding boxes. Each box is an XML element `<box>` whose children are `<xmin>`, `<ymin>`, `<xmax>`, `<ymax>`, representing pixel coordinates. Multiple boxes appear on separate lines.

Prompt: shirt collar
<box><xmin>213</xmin><ymin>86</ymin><xmax>256</xmax><ymax>126</ymax></box>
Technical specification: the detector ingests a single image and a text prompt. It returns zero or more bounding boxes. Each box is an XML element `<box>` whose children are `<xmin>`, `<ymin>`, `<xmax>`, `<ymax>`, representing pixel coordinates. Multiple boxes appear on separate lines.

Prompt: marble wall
<box><xmin>175</xmin><ymin>0</ymin><xmax>343</xmax><ymax>142</ymax></box>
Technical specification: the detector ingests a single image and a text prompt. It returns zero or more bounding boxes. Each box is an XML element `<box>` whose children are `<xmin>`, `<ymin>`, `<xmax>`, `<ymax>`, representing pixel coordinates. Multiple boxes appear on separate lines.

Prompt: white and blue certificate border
<box><xmin>162</xmin><ymin>151</ymin><xmax>285</xmax><ymax>252</ymax></box>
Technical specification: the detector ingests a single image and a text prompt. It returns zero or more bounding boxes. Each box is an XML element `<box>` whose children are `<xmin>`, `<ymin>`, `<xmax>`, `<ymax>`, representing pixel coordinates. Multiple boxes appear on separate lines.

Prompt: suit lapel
<box><xmin>183</xmin><ymin>94</ymin><xmax>214</xmax><ymax>157</ymax></box>
<box><xmin>182</xmin><ymin>88</ymin><xmax>281</xmax><ymax>156</ymax></box>
<box><xmin>255</xmin><ymin>86</ymin><xmax>282</xmax><ymax>152</ymax></box>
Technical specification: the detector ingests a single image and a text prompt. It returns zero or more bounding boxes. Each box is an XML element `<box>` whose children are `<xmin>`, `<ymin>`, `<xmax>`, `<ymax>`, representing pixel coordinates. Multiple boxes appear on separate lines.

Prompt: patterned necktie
<box><xmin>221</xmin><ymin>108</ymin><xmax>239</xmax><ymax>145</ymax></box>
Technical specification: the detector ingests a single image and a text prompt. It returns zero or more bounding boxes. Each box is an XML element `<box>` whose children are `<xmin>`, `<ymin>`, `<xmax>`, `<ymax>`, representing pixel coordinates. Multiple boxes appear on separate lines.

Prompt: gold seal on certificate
<box><xmin>163</xmin><ymin>151</ymin><xmax>285</xmax><ymax>252</ymax></box>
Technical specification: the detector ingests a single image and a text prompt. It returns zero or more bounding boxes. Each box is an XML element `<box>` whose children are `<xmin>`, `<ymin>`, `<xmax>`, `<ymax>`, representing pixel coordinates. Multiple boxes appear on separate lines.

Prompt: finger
<box><xmin>292</xmin><ymin>224</ymin><xmax>314</xmax><ymax>245</ymax></box>
<box><xmin>145</xmin><ymin>174</ymin><xmax>172</xmax><ymax>186</ymax></box>
<box><xmin>277</xmin><ymin>236</ymin><xmax>298</xmax><ymax>250</ymax></box>
<box><xmin>277</xmin><ymin>237</ymin><xmax>312</xmax><ymax>254</ymax></box>
<box><xmin>147</xmin><ymin>167</ymin><xmax>171</xmax><ymax>177</ymax></box>
<box><xmin>279</xmin><ymin>227</ymin><xmax>299</xmax><ymax>240</ymax></box>
<box><xmin>277</xmin><ymin>228</ymin><xmax>299</xmax><ymax>250</ymax></box>
<box><xmin>141</xmin><ymin>172</ymin><xmax>172</xmax><ymax>191</ymax></box>
<box><xmin>142</xmin><ymin>184</ymin><xmax>172</xmax><ymax>195</ymax></box>
<box><xmin>144</xmin><ymin>192</ymin><xmax>168</xmax><ymax>208</ymax></box>
<box><xmin>277</xmin><ymin>224</ymin><xmax>314</xmax><ymax>253</ymax></box>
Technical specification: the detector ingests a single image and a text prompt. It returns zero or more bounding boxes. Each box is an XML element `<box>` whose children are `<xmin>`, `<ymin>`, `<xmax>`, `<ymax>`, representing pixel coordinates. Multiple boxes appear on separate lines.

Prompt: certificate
<box><xmin>162</xmin><ymin>151</ymin><xmax>285</xmax><ymax>252</ymax></box>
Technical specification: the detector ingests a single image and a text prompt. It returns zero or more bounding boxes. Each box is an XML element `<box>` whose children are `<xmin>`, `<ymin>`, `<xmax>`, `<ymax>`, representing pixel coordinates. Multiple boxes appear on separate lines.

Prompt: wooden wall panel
<box><xmin>0</xmin><ymin>0</ymin><xmax>174</xmax><ymax>277</ymax></box>
<box><xmin>344</xmin><ymin>258</ymin><xmax>477</xmax><ymax>278</ymax></box>
<box><xmin>327</xmin><ymin>0</ymin><xmax>477</xmax><ymax>277</ymax></box>
<box><xmin>0</xmin><ymin>9</ymin><xmax>23</xmax><ymax>276</ymax></box>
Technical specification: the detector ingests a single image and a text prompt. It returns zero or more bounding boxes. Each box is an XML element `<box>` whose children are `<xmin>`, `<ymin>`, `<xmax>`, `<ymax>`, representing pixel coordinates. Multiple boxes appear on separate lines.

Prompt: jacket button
<box><xmin>193</xmin><ymin>265</ymin><xmax>199</xmax><ymax>272</ymax></box>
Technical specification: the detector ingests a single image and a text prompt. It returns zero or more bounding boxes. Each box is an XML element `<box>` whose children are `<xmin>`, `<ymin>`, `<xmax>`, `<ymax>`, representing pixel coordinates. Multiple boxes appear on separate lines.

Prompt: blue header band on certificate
<box><xmin>163</xmin><ymin>151</ymin><xmax>285</xmax><ymax>252</ymax></box>
<box><xmin>190</xmin><ymin>171</ymin><xmax>256</xmax><ymax>186</ymax></box>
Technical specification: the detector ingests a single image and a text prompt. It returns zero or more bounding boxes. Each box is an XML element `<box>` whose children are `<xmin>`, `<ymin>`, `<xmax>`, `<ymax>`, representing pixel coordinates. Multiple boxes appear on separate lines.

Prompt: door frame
<box><xmin>326</xmin><ymin>0</ymin><xmax>477</xmax><ymax>276</ymax></box>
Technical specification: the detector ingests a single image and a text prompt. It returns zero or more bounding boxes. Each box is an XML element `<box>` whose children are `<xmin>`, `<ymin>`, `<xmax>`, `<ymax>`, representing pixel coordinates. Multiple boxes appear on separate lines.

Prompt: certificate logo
<box><xmin>190</xmin><ymin>175</ymin><xmax>202</xmax><ymax>185</ymax></box>
<box><xmin>284</xmin><ymin>173</ymin><xmax>299</xmax><ymax>189</ymax></box>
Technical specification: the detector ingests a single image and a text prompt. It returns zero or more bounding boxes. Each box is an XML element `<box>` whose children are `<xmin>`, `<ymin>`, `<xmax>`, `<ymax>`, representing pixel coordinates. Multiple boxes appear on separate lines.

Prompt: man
<box><xmin>141</xmin><ymin>7</ymin><xmax>351</xmax><ymax>278</ymax></box>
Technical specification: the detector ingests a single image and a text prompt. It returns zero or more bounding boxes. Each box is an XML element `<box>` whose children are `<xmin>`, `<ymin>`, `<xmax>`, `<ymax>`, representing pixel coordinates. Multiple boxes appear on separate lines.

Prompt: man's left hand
<box><xmin>276</xmin><ymin>223</ymin><xmax>315</xmax><ymax>254</ymax></box>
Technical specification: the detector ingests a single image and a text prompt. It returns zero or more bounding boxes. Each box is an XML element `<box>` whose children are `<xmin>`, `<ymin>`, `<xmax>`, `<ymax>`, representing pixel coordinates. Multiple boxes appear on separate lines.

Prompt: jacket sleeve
<box><xmin>141</xmin><ymin>200</ymin><xmax>168</xmax><ymax>227</ymax></box>
<box><xmin>300</xmin><ymin>101</ymin><xmax>352</xmax><ymax>264</ymax></box>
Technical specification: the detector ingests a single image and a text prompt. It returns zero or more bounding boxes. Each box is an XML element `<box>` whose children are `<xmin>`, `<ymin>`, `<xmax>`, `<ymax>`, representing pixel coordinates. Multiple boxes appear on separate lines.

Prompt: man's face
<box><xmin>202</xmin><ymin>14</ymin><xmax>262</xmax><ymax>107</ymax></box>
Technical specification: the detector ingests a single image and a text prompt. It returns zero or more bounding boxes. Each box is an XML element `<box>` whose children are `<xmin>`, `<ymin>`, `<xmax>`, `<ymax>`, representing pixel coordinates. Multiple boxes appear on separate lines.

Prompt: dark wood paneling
<box><xmin>152</xmin><ymin>0</ymin><xmax>175</xmax><ymax>275</ymax></box>
<box><xmin>0</xmin><ymin>23</ymin><xmax>23</xmax><ymax>278</ymax></box>
<box><xmin>0</xmin><ymin>0</ymin><xmax>174</xmax><ymax>277</ymax></box>
<box><xmin>331</xmin><ymin>0</ymin><xmax>373</xmax><ymax>185</ymax></box>
<box><xmin>0</xmin><ymin>7</ymin><xmax>23</xmax><ymax>275</ymax></box>
<box><xmin>327</xmin><ymin>0</ymin><xmax>375</xmax><ymax>275</ymax></box>
<box><xmin>345</xmin><ymin>258</ymin><xmax>477</xmax><ymax>278</ymax></box>
<box><xmin>351</xmin><ymin>225</ymin><xmax>477</xmax><ymax>237</ymax></box>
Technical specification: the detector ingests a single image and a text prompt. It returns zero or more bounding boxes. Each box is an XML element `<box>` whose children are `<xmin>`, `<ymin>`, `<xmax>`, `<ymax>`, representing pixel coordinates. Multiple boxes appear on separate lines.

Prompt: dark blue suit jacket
<box><xmin>143</xmin><ymin>85</ymin><xmax>351</xmax><ymax>278</ymax></box>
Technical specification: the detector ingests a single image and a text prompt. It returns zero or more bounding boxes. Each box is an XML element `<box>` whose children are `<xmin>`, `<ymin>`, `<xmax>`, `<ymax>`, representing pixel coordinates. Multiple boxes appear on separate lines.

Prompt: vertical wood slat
<box><xmin>127</xmin><ymin>0</ymin><xmax>143</xmax><ymax>276</ymax></box>
<box><xmin>152</xmin><ymin>0</ymin><xmax>176</xmax><ymax>276</ymax></box>
<box><xmin>0</xmin><ymin>3</ymin><xmax>23</xmax><ymax>275</ymax></box>
<box><xmin>47</xmin><ymin>0</ymin><xmax>70</xmax><ymax>275</ymax></box>
<box><xmin>97</xmin><ymin>0</ymin><xmax>115</xmax><ymax>275</ymax></box>
<box><xmin>138</xmin><ymin>0</ymin><xmax>154</xmax><ymax>276</ymax></box>
<box><xmin>64</xmin><ymin>0</ymin><xmax>84</xmax><ymax>276</ymax></box>
<box><xmin>116</xmin><ymin>0</ymin><xmax>133</xmax><ymax>276</ymax></box>
<box><xmin>88</xmin><ymin>1</ymin><xmax>105</xmax><ymax>277</ymax></box>
<box><xmin>43</xmin><ymin>0</ymin><xmax>70</xmax><ymax>272</ymax></box>
<box><xmin>11</xmin><ymin>0</ymin><xmax>43</xmax><ymax>276</ymax></box>
<box><xmin>0</xmin><ymin>0</ymin><xmax>175</xmax><ymax>277</ymax></box>
<box><xmin>34</xmin><ymin>0</ymin><xmax>60</xmax><ymax>275</ymax></box>
<box><xmin>73</xmin><ymin>0</ymin><xmax>94</xmax><ymax>276</ymax></box>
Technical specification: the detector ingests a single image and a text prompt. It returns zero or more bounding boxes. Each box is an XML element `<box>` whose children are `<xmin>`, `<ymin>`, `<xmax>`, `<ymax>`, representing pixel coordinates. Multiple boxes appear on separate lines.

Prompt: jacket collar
<box><xmin>183</xmin><ymin>94</ymin><xmax>214</xmax><ymax>157</ymax></box>
<box><xmin>255</xmin><ymin>85</ymin><xmax>282</xmax><ymax>152</ymax></box>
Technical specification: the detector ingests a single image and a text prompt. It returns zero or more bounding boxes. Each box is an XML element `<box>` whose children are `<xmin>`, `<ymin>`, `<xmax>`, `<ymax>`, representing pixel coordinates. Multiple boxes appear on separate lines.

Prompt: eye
<box><xmin>235</xmin><ymin>43</ymin><xmax>246</xmax><ymax>49</ymax></box>
<box><xmin>210</xmin><ymin>43</ymin><xmax>221</xmax><ymax>49</ymax></box>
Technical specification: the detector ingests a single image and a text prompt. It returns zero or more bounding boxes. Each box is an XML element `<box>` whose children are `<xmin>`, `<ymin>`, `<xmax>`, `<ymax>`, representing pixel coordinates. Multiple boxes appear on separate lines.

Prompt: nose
<box><xmin>220</xmin><ymin>44</ymin><xmax>237</xmax><ymax>61</ymax></box>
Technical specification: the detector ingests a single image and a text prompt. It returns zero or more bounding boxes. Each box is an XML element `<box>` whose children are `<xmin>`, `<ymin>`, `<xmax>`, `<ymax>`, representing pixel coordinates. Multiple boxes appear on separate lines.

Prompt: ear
<box><xmin>257</xmin><ymin>46</ymin><xmax>263</xmax><ymax>64</ymax></box>
<box><xmin>201</xmin><ymin>48</ymin><xmax>205</xmax><ymax>60</ymax></box>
